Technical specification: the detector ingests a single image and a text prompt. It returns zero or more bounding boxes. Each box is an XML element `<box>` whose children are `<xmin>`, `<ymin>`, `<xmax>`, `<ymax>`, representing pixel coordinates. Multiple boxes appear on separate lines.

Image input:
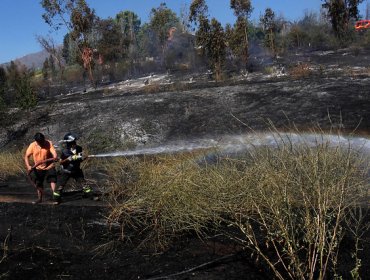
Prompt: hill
<box><xmin>1</xmin><ymin>49</ymin><xmax>49</xmax><ymax>69</ymax></box>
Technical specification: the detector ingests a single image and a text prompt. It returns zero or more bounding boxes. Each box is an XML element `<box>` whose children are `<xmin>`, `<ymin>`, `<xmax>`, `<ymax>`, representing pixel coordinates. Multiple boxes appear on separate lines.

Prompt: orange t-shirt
<box><xmin>25</xmin><ymin>140</ymin><xmax>57</xmax><ymax>170</ymax></box>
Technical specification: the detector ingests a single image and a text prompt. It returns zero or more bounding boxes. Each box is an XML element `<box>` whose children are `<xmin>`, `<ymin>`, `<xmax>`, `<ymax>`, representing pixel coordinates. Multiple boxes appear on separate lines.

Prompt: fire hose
<box><xmin>26</xmin><ymin>155</ymin><xmax>90</xmax><ymax>189</ymax></box>
<box><xmin>26</xmin><ymin>157</ymin><xmax>58</xmax><ymax>202</ymax></box>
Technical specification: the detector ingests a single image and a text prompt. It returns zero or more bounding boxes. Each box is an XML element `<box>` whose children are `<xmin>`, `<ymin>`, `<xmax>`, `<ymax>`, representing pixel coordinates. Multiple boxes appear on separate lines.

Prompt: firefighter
<box><xmin>57</xmin><ymin>133</ymin><xmax>92</xmax><ymax>203</ymax></box>
<box><xmin>24</xmin><ymin>132</ymin><xmax>59</xmax><ymax>204</ymax></box>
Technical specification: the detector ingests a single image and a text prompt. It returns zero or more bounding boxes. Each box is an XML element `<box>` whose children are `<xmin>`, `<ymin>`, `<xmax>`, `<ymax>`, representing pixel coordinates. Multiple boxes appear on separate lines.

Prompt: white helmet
<box><xmin>61</xmin><ymin>132</ymin><xmax>78</xmax><ymax>143</ymax></box>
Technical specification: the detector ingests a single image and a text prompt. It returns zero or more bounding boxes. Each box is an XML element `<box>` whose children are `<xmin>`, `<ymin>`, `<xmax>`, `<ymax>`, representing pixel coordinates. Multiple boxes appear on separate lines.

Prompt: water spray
<box><xmin>86</xmin><ymin>142</ymin><xmax>217</xmax><ymax>158</ymax></box>
<box><xmin>84</xmin><ymin>133</ymin><xmax>370</xmax><ymax>159</ymax></box>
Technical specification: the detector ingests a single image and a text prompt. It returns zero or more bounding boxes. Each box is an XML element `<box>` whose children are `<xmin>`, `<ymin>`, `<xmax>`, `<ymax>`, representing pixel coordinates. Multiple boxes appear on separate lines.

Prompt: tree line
<box><xmin>0</xmin><ymin>0</ymin><xmax>367</xmax><ymax>112</ymax></box>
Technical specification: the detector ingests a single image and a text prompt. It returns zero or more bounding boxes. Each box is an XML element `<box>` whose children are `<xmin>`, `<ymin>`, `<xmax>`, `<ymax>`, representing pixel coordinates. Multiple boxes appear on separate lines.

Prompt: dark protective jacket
<box><xmin>60</xmin><ymin>145</ymin><xmax>83</xmax><ymax>173</ymax></box>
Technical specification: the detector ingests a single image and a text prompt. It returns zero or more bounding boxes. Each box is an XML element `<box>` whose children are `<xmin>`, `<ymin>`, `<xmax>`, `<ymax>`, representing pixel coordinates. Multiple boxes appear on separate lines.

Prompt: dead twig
<box><xmin>145</xmin><ymin>253</ymin><xmax>235</xmax><ymax>280</ymax></box>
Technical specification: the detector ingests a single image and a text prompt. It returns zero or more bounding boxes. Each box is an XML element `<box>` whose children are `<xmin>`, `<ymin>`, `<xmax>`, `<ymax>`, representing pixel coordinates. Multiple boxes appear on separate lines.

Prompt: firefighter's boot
<box><xmin>53</xmin><ymin>191</ymin><xmax>61</xmax><ymax>205</ymax></box>
<box><xmin>82</xmin><ymin>186</ymin><xmax>93</xmax><ymax>199</ymax></box>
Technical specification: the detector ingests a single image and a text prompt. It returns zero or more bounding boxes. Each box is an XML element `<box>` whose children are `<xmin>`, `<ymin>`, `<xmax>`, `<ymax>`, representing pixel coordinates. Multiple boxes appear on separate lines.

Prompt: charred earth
<box><xmin>0</xmin><ymin>48</ymin><xmax>369</xmax><ymax>279</ymax></box>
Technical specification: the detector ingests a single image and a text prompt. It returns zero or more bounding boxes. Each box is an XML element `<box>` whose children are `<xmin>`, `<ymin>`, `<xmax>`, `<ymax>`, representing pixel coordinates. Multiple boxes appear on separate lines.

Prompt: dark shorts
<box><xmin>58</xmin><ymin>168</ymin><xmax>85</xmax><ymax>187</ymax></box>
<box><xmin>30</xmin><ymin>168</ymin><xmax>57</xmax><ymax>188</ymax></box>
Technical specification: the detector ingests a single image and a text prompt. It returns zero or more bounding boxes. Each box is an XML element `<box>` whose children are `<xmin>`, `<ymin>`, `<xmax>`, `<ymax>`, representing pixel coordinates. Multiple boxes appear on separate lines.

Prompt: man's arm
<box><xmin>24</xmin><ymin>145</ymin><xmax>33</xmax><ymax>172</ymax></box>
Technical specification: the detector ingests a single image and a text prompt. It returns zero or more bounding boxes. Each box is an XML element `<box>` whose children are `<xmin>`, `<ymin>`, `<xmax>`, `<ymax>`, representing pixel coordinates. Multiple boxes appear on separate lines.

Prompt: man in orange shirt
<box><xmin>24</xmin><ymin>132</ymin><xmax>59</xmax><ymax>204</ymax></box>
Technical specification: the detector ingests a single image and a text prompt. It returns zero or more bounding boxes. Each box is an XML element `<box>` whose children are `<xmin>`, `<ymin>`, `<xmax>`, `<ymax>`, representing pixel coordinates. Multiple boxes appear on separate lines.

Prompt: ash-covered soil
<box><xmin>1</xmin><ymin>48</ymin><xmax>370</xmax><ymax>151</ymax></box>
<box><xmin>0</xmin><ymin>48</ymin><xmax>370</xmax><ymax>279</ymax></box>
<box><xmin>0</xmin><ymin>199</ymin><xmax>369</xmax><ymax>280</ymax></box>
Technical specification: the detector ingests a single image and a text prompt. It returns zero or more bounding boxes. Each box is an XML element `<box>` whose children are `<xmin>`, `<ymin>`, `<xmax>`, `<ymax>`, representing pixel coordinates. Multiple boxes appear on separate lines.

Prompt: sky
<box><xmin>0</xmin><ymin>0</ymin><xmax>368</xmax><ymax>64</ymax></box>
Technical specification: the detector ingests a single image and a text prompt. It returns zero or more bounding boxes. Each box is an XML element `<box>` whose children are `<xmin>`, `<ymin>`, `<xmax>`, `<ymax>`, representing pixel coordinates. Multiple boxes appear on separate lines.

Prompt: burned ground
<box><xmin>1</xmin><ymin>49</ymin><xmax>370</xmax><ymax>151</ymax></box>
<box><xmin>0</xmin><ymin>48</ymin><xmax>370</xmax><ymax>279</ymax></box>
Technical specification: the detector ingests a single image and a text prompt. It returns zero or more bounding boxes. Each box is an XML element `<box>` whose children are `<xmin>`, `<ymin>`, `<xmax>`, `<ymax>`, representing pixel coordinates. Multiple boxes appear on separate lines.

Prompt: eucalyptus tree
<box><xmin>41</xmin><ymin>0</ymin><xmax>97</xmax><ymax>85</ymax></box>
<box><xmin>115</xmin><ymin>11</ymin><xmax>141</xmax><ymax>56</ymax></box>
<box><xmin>189</xmin><ymin>0</ymin><xmax>210</xmax><ymax>58</ymax></box>
<box><xmin>115</xmin><ymin>11</ymin><xmax>141</xmax><ymax>74</ymax></box>
<box><xmin>208</xmin><ymin>19</ymin><xmax>226</xmax><ymax>81</ymax></box>
<box><xmin>230</xmin><ymin>0</ymin><xmax>253</xmax><ymax>70</ymax></box>
<box><xmin>137</xmin><ymin>23</ymin><xmax>159</xmax><ymax>60</ymax></box>
<box><xmin>260</xmin><ymin>8</ymin><xmax>277</xmax><ymax>56</ymax></box>
<box><xmin>189</xmin><ymin>0</ymin><xmax>208</xmax><ymax>23</ymax></box>
<box><xmin>149</xmin><ymin>3</ymin><xmax>180</xmax><ymax>67</ymax></box>
<box><xmin>226</xmin><ymin>18</ymin><xmax>249</xmax><ymax>70</ymax></box>
<box><xmin>189</xmin><ymin>0</ymin><xmax>227</xmax><ymax>80</ymax></box>
<box><xmin>95</xmin><ymin>18</ymin><xmax>124</xmax><ymax>63</ymax></box>
<box><xmin>321</xmin><ymin>0</ymin><xmax>364</xmax><ymax>38</ymax></box>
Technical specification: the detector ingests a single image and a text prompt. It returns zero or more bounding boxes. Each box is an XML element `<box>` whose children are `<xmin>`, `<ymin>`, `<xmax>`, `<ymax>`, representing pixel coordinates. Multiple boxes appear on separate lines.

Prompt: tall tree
<box><xmin>189</xmin><ymin>0</ymin><xmax>208</xmax><ymax>24</ymax></box>
<box><xmin>137</xmin><ymin>23</ymin><xmax>159</xmax><ymax>59</ymax></box>
<box><xmin>115</xmin><ymin>11</ymin><xmax>141</xmax><ymax>74</ymax></box>
<box><xmin>226</xmin><ymin>18</ymin><xmax>249</xmax><ymax>70</ymax></box>
<box><xmin>41</xmin><ymin>0</ymin><xmax>97</xmax><ymax>85</ymax></box>
<box><xmin>115</xmin><ymin>11</ymin><xmax>141</xmax><ymax>54</ymax></box>
<box><xmin>189</xmin><ymin>0</ymin><xmax>209</xmax><ymax>57</ymax></box>
<box><xmin>149</xmin><ymin>3</ymin><xmax>180</xmax><ymax>67</ymax></box>
<box><xmin>230</xmin><ymin>0</ymin><xmax>253</xmax><ymax>70</ymax></box>
<box><xmin>6</xmin><ymin>61</ymin><xmax>21</xmax><ymax>91</ymax></box>
<box><xmin>260</xmin><ymin>8</ymin><xmax>277</xmax><ymax>55</ymax></box>
<box><xmin>208</xmin><ymin>19</ymin><xmax>226</xmax><ymax>81</ymax></box>
<box><xmin>16</xmin><ymin>71</ymin><xmax>37</xmax><ymax>110</ymax></box>
<box><xmin>189</xmin><ymin>0</ymin><xmax>226</xmax><ymax>80</ymax></box>
<box><xmin>36</xmin><ymin>35</ymin><xmax>65</xmax><ymax>80</ymax></box>
<box><xmin>322</xmin><ymin>0</ymin><xmax>364</xmax><ymax>37</ymax></box>
<box><xmin>96</xmin><ymin>18</ymin><xmax>123</xmax><ymax>63</ymax></box>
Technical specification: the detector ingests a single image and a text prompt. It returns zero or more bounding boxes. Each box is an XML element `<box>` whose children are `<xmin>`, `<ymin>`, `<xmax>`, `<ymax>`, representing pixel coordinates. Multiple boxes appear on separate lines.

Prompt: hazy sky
<box><xmin>0</xmin><ymin>0</ymin><xmax>367</xmax><ymax>64</ymax></box>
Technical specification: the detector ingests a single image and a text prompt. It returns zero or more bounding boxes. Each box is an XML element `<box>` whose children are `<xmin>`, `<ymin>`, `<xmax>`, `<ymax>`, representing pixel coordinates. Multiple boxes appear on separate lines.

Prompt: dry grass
<box><xmin>343</xmin><ymin>66</ymin><xmax>370</xmax><ymax>79</ymax></box>
<box><xmin>103</xmin><ymin>129</ymin><xmax>369</xmax><ymax>277</ymax></box>
<box><xmin>104</xmin><ymin>151</ymin><xmax>230</xmax><ymax>249</ymax></box>
<box><xmin>227</xmin><ymin>133</ymin><xmax>369</xmax><ymax>280</ymax></box>
<box><xmin>142</xmin><ymin>82</ymin><xmax>161</xmax><ymax>94</ymax></box>
<box><xmin>0</xmin><ymin>150</ymin><xmax>25</xmax><ymax>181</ymax></box>
<box><xmin>289</xmin><ymin>63</ymin><xmax>313</xmax><ymax>79</ymax></box>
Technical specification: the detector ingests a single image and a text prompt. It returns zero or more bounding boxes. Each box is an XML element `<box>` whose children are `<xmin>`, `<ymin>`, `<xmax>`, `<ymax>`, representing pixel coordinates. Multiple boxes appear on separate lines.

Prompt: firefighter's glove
<box><xmin>69</xmin><ymin>154</ymin><xmax>82</xmax><ymax>161</ymax></box>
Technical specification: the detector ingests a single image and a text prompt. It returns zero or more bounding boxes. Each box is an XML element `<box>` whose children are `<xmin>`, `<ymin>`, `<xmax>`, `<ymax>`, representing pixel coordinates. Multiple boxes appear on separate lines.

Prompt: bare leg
<box><xmin>51</xmin><ymin>182</ymin><xmax>56</xmax><ymax>192</ymax></box>
<box><xmin>33</xmin><ymin>187</ymin><xmax>43</xmax><ymax>204</ymax></box>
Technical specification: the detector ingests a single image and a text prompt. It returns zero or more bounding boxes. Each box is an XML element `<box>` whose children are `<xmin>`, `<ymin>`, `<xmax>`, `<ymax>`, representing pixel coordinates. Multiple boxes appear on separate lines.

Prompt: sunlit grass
<box><xmin>102</xmin><ymin>129</ymin><xmax>369</xmax><ymax>278</ymax></box>
<box><xmin>0</xmin><ymin>150</ymin><xmax>25</xmax><ymax>181</ymax></box>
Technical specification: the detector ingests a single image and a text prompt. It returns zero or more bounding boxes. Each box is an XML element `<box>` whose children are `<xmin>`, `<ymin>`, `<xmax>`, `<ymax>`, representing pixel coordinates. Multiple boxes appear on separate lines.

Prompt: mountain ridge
<box><xmin>1</xmin><ymin>49</ymin><xmax>49</xmax><ymax>69</ymax></box>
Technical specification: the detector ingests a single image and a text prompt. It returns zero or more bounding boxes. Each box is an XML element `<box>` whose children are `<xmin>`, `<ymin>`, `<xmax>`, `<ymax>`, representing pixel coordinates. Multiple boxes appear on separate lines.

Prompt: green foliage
<box><xmin>41</xmin><ymin>0</ymin><xmax>97</xmax><ymax>62</ymax></box>
<box><xmin>230</xmin><ymin>0</ymin><xmax>253</xmax><ymax>18</ymax></box>
<box><xmin>226</xmin><ymin>18</ymin><xmax>249</xmax><ymax>69</ymax></box>
<box><xmin>15</xmin><ymin>71</ymin><xmax>37</xmax><ymax>110</ymax></box>
<box><xmin>96</xmin><ymin>18</ymin><xmax>124</xmax><ymax>63</ymax></box>
<box><xmin>322</xmin><ymin>0</ymin><xmax>364</xmax><ymax>38</ymax></box>
<box><xmin>114</xmin><ymin>11</ymin><xmax>141</xmax><ymax>68</ymax></box>
<box><xmin>137</xmin><ymin>23</ymin><xmax>159</xmax><ymax>59</ymax></box>
<box><xmin>189</xmin><ymin>0</ymin><xmax>208</xmax><ymax>24</ymax></box>
<box><xmin>208</xmin><ymin>18</ymin><xmax>226</xmax><ymax>80</ymax></box>
<box><xmin>260</xmin><ymin>8</ymin><xmax>277</xmax><ymax>55</ymax></box>
<box><xmin>62</xmin><ymin>33</ymin><xmax>79</xmax><ymax>65</ymax></box>
<box><xmin>149</xmin><ymin>3</ymin><xmax>180</xmax><ymax>66</ymax></box>
<box><xmin>6</xmin><ymin>61</ymin><xmax>20</xmax><ymax>90</ymax></box>
<box><xmin>70</xmin><ymin>0</ymin><xmax>96</xmax><ymax>45</ymax></box>
<box><xmin>229</xmin><ymin>0</ymin><xmax>253</xmax><ymax>70</ymax></box>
